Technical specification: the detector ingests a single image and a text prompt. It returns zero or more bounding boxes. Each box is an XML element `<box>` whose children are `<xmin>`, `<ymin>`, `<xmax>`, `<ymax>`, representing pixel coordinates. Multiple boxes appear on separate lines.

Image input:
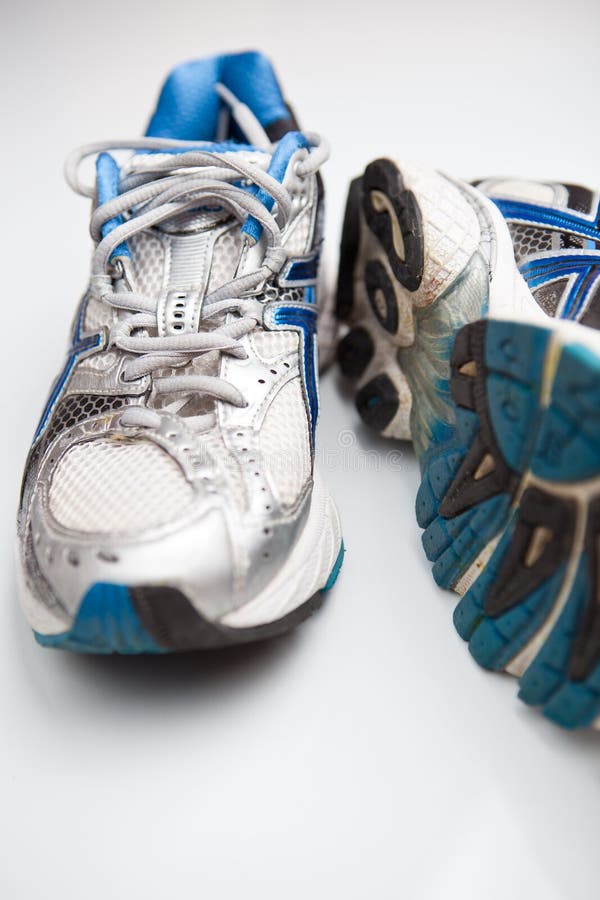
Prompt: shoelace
<box><xmin>65</xmin><ymin>133</ymin><xmax>328</xmax><ymax>429</ymax></box>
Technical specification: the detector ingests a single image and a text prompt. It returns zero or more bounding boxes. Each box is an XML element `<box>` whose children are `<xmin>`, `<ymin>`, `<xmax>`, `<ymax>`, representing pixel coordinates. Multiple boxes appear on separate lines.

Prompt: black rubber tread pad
<box><xmin>569</xmin><ymin>498</ymin><xmax>600</xmax><ymax>680</ymax></box>
<box><xmin>335</xmin><ymin>176</ymin><xmax>363</xmax><ymax>321</ymax></box>
<box><xmin>439</xmin><ymin>321</ymin><xmax>517</xmax><ymax>519</ymax></box>
<box><xmin>355</xmin><ymin>373</ymin><xmax>399</xmax><ymax>432</ymax></box>
<box><xmin>362</xmin><ymin>158</ymin><xmax>423</xmax><ymax>292</ymax></box>
<box><xmin>336</xmin><ymin>326</ymin><xmax>375</xmax><ymax>378</ymax></box>
<box><xmin>484</xmin><ymin>487</ymin><xmax>576</xmax><ymax>617</ymax></box>
<box><xmin>439</xmin><ymin>432</ymin><xmax>513</xmax><ymax>518</ymax></box>
<box><xmin>365</xmin><ymin>259</ymin><xmax>399</xmax><ymax>334</ymax></box>
<box><xmin>130</xmin><ymin>585</ymin><xmax>327</xmax><ymax>651</ymax></box>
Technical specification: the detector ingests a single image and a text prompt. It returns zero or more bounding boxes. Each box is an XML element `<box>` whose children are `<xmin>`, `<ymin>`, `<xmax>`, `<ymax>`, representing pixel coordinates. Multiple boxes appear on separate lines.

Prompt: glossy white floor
<box><xmin>2</xmin><ymin>1</ymin><xmax>600</xmax><ymax>897</ymax></box>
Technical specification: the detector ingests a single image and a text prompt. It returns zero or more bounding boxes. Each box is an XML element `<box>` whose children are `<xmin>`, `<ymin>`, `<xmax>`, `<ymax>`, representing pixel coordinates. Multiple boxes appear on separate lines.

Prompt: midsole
<box><xmin>221</xmin><ymin>467</ymin><xmax>342</xmax><ymax>628</ymax></box>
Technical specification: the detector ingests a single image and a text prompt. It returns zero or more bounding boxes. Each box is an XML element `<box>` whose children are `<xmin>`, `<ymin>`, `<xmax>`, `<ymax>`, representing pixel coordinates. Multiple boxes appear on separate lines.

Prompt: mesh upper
<box><xmin>252</xmin><ymin>330</ymin><xmax>298</xmax><ymax>360</ymax></box>
<box><xmin>38</xmin><ymin>152</ymin><xmax>317</xmax><ymax>541</ymax></box>
<box><xmin>532</xmin><ymin>280</ymin><xmax>567</xmax><ymax>317</ymax></box>
<box><xmin>283</xmin><ymin>205</ymin><xmax>311</xmax><ymax>255</ymax></box>
<box><xmin>48</xmin><ymin>439</ymin><xmax>195</xmax><ymax>534</ymax></box>
<box><xmin>83</xmin><ymin>295</ymin><xmax>112</xmax><ymax>333</ymax></box>
<box><xmin>130</xmin><ymin>230</ymin><xmax>165</xmax><ymax>295</ymax></box>
<box><xmin>196</xmin><ymin>427</ymin><xmax>247</xmax><ymax>509</ymax></box>
<box><xmin>508</xmin><ymin>223</ymin><xmax>553</xmax><ymax>262</ymax></box>
<box><xmin>259</xmin><ymin>378</ymin><xmax>310</xmax><ymax>506</ymax></box>
<box><xmin>43</xmin><ymin>394</ymin><xmax>128</xmax><ymax>448</ymax></box>
<box><xmin>207</xmin><ymin>228</ymin><xmax>243</xmax><ymax>291</ymax></box>
<box><xmin>263</xmin><ymin>285</ymin><xmax>305</xmax><ymax>304</ymax></box>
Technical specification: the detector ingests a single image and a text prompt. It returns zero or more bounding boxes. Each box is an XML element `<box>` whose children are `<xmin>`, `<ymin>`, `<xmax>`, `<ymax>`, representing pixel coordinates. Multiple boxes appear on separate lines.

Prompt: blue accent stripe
<box><xmin>33</xmin><ymin>333</ymin><xmax>103</xmax><ymax>442</ymax></box>
<box><xmin>520</xmin><ymin>253</ymin><xmax>600</xmax><ymax>282</ymax></box>
<box><xmin>272</xmin><ymin>304</ymin><xmax>318</xmax><ymax>441</ymax></box>
<box><xmin>322</xmin><ymin>541</ymin><xmax>345</xmax><ymax>592</ymax></box>
<box><xmin>35</xmin><ymin>582</ymin><xmax>167</xmax><ymax>654</ymax></box>
<box><xmin>280</xmin><ymin>252</ymin><xmax>320</xmax><ymax>285</ymax></box>
<box><xmin>493</xmin><ymin>198</ymin><xmax>600</xmax><ymax>242</ymax></box>
<box><xmin>519</xmin><ymin>253</ymin><xmax>600</xmax><ymax>320</ymax></box>
<box><xmin>96</xmin><ymin>153</ymin><xmax>130</xmax><ymax>259</ymax></box>
<box><xmin>242</xmin><ymin>132</ymin><xmax>310</xmax><ymax>243</ymax></box>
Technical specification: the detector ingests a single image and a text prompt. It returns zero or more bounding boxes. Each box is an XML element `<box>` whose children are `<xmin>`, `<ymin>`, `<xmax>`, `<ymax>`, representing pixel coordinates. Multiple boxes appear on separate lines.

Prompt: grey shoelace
<box><xmin>65</xmin><ymin>134</ymin><xmax>328</xmax><ymax>429</ymax></box>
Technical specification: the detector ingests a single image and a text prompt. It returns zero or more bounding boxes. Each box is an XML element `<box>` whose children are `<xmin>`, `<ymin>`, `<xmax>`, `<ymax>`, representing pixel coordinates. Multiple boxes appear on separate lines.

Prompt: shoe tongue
<box><xmin>123</xmin><ymin>144</ymin><xmax>270</xmax><ymax>297</ymax></box>
<box><xmin>478</xmin><ymin>177</ymin><xmax>567</xmax><ymax>207</ymax></box>
<box><xmin>129</xmin><ymin>214</ymin><xmax>244</xmax><ymax>301</ymax></box>
<box><xmin>123</xmin><ymin>147</ymin><xmax>258</xmax><ymax>419</ymax></box>
<box><xmin>121</xmin><ymin>144</ymin><xmax>270</xmax><ymax>181</ymax></box>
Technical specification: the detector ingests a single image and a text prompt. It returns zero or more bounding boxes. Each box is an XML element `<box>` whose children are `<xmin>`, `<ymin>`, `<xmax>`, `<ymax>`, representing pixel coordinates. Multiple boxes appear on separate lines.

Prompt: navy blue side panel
<box><xmin>493</xmin><ymin>198</ymin><xmax>600</xmax><ymax>242</ymax></box>
<box><xmin>280</xmin><ymin>252</ymin><xmax>320</xmax><ymax>286</ymax></box>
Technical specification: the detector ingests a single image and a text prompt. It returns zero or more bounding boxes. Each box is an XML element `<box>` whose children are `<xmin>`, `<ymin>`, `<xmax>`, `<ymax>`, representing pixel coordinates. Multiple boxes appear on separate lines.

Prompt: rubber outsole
<box><xmin>443</xmin><ymin>322</ymin><xmax>600</xmax><ymax>729</ymax></box>
<box><xmin>335</xmin><ymin>160</ymin><xmax>425</xmax><ymax>436</ymax></box>
<box><xmin>335</xmin><ymin>158</ymin><xmax>600</xmax><ymax>728</ymax></box>
<box><xmin>34</xmin><ymin>541</ymin><xmax>346</xmax><ymax>654</ymax></box>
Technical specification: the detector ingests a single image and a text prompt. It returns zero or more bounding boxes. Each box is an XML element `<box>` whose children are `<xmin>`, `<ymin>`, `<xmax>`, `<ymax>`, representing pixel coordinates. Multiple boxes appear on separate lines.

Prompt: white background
<box><xmin>2</xmin><ymin>1</ymin><xmax>600</xmax><ymax>897</ymax></box>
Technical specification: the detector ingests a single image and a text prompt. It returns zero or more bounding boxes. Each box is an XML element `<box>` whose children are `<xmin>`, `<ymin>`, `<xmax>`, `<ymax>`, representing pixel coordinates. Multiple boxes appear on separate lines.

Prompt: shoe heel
<box><xmin>335</xmin><ymin>158</ymin><xmax>483</xmax><ymax>441</ymax></box>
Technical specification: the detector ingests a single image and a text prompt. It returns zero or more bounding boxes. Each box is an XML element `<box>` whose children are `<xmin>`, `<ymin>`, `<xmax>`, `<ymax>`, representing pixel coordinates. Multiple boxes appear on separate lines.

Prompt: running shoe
<box><xmin>477</xmin><ymin>176</ymin><xmax>600</xmax><ymax>325</ymax></box>
<box><xmin>17</xmin><ymin>51</ymin><xmax>344</xmax><ymax>654</ymax></box>
<box><xmin>335</xmin><ymin>159</ymin><xmax>600</xmax><ymax>728</ymax></box>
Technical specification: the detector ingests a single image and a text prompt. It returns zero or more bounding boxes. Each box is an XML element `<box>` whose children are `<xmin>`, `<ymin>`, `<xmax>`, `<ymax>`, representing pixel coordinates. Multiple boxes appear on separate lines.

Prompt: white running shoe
<box><xmin>17</xmin><ymin>52</ymin><xmax>344</xmax><ymax>654</ymax></box>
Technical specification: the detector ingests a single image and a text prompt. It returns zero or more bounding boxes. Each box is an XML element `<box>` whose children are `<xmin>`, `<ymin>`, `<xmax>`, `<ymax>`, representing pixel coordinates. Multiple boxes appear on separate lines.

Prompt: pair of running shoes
<box><xmin>17</xmin><ymin>51</ymin><xmax>600</xmax><ymax>731</ymax></box>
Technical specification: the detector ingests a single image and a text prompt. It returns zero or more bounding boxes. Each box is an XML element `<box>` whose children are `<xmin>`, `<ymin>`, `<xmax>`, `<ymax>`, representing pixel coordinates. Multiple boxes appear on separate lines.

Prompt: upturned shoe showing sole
<box><xmin>336</xmin><ymin>157</ymin><xmax>600</xmax><ymax>728</ymax></box>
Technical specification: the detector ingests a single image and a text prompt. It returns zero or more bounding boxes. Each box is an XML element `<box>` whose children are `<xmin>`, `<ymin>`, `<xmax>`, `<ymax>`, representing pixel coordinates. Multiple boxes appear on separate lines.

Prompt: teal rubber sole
<box><xmin>416</xmin><ymin>318</ymin><xmax>600</xmax><ymax>728</ymax></box>
<box><xmin>34</xmin><ymin>539</ymin><xmax>346</xmax><ymax>655</ymax></box>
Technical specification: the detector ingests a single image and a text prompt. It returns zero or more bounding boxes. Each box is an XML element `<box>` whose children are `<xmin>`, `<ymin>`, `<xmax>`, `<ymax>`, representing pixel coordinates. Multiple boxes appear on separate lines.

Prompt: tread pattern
<box><xmin>337</xmin><ymin>327</ymin><xmax>374</xmax><ymax>379</ymax></box>
<box><xmin>362</xmin><ymin>159</ymin><xmax>423</xmax><ymax>291</ymax></box>
<box><xmin>335</xmin><ymin>158</ymin><xmax>487</xmax><ymax>447</ymax></box>
<box><xmin>420</xmin><ymin>320</ymin><xmax>600</xmax><ymax>728</ymax></box>
<box><xmin>334</xmin><ymin>160</ymin><xmax>427</xmax><ymax>438</ymax></box>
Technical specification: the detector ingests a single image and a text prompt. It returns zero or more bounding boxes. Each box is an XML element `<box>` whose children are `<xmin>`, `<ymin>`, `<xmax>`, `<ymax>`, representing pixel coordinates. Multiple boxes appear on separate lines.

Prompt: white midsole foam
<box><xmin>221</xmin><ymin>467</ymin><xmax>342</xmax><ymax>628</ymax></box>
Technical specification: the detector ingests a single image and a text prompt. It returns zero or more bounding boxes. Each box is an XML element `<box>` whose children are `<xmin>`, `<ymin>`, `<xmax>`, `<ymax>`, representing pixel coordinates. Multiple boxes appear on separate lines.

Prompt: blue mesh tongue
<box><xmin>146</xmin><ymin>51</ymin><xmax>290</xmax><ymax>142</ymax></box>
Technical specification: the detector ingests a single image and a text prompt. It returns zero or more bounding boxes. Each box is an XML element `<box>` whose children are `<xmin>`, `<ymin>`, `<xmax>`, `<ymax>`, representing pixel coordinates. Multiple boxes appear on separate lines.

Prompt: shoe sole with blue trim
<box><xmin>336</xmin><ymin>157</ymin><xmax>600</xmax><ymax>728</ymax></box>
<box><xmin>18</xmin><ymin>473</ymin><xmax>345</xmax><ymax>655</ymax></box>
